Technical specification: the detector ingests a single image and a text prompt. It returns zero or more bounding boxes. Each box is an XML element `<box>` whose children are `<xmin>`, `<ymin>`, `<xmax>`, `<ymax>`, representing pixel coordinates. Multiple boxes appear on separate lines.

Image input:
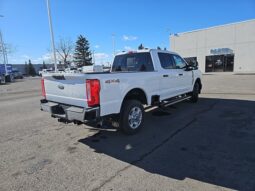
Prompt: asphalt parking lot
<box><xmin>0</xmin><ymin>74</ymin><xmax>255</xmax><ymax>191</ymax></box>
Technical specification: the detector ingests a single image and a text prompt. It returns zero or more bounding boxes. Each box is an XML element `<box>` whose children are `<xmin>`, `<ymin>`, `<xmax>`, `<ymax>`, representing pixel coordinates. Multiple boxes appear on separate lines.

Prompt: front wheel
<box><xmin>190</xmin><ymin>82</ymin><xmax>200</xmax><ymax>103</ymax></box>
<box><xmin>120</xmin><ymin>100</ymin><xmax>144</xmax><ymax>135</ymax></box>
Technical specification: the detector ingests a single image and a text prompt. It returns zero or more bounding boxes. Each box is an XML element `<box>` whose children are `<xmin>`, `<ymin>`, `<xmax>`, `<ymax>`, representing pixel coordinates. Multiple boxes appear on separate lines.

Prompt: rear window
<box><xmin>112</xmin><ymin>52</ymin><xmax>154</xmax><ymax>72</ymax></box>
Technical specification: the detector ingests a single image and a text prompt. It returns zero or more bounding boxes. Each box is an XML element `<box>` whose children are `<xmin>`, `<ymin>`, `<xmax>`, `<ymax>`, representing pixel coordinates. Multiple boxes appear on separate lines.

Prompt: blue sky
<box><xmin>1</xmin><ymin>0</ymin><xmax>255</xmax><ymax>64</ymax></box>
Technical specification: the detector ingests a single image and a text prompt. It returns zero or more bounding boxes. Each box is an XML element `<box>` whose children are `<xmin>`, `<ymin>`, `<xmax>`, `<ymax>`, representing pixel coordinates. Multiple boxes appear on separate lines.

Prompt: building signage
<box><xmin>210</xmin><ymin>48</ymin><xmax>234</xmax><ymax>55</ymax></box>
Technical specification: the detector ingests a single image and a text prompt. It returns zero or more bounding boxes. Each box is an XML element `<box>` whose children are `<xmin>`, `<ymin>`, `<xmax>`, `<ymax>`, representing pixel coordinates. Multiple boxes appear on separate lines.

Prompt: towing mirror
<box><xmin>186</xmin><ymin>61</ymin><xmax>198</xmax><ymax>70</ymax></box>
<box><xmin>185</xmin><ymin>65</ymin><xmax>194</xmax><ymax>71</ymax></box>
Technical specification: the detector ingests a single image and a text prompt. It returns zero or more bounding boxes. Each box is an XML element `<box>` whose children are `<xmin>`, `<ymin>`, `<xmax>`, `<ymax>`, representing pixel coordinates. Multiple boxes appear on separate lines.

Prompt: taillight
<box><xmin>41</xmin><ymin>78</ymin><xmax>46</xmax><ymax>98</ymax></box>
<box><xmin>86</xmin><ymin>79</ymin><xmax>100</xmax><ymax>107</ymax></box>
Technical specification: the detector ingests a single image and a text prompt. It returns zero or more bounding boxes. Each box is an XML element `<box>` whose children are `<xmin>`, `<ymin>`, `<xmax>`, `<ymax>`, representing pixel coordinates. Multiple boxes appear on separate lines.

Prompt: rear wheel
<box><xmin>120</xmin><ymin>100</ymin><xmax>144</xmax><ymax>135</ymax></box>
<box><xmin>5</xmin><ymin>75</ymin><xmax>14</xmax><ymax>83</ymax></box>
<box><xmin>190</xmin><ymin>82</ymin><xmax>200</xmax><ymax>103</ymax></box>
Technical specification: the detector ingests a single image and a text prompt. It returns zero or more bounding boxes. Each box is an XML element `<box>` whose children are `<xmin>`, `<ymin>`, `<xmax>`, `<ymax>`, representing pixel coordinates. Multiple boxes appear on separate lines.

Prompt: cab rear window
<box><xmin>112</xmin><ymin>53</ymin><xmax>154</xmax><ymax>72</ymax></box>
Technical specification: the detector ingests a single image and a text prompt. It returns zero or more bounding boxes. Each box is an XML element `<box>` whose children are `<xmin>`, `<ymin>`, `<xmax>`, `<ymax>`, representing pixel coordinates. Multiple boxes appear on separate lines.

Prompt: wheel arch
<box><xmin>194</xmin><ymin>78</ymin><xmax>202</xmax><ymax>93</ymax></box>
<box><xmin>120</xmin><ymin>88</ymin><xmax>148</xmax><ymax>111</ymax></box>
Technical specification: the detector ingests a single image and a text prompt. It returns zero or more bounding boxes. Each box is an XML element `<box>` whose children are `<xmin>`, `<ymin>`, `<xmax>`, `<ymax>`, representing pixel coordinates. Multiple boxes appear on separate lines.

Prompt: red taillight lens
<box><xmin>86</xmin><ymin>79</ymin><xmax>100</xmax><ymax>107</ymax></box>
<box><xmin>41</xmin><ymin>78</ymin><xmax>46</xmax><ymax>98</ymax></box>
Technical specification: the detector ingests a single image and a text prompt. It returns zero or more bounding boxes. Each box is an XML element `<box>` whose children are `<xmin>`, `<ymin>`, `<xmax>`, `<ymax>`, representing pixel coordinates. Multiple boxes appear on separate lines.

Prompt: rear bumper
<box><xmin>40</xmin><ymin>99</ymin><xmax>100</xmax><ymax>122</ymax></box>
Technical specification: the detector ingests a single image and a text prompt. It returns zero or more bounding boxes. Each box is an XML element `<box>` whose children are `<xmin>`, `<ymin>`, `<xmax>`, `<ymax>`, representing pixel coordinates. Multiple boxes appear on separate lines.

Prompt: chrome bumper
<box><xmin>40</xmin><ymin>99</ymin><xmax>100</xmax><ymax>122</ymax></box>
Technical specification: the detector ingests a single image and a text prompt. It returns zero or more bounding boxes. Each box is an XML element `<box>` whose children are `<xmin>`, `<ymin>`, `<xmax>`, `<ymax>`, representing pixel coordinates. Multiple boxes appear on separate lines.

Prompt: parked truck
<box><xmin>0</xmin><ymin>64</ymin><xmax>6</xmax><ymax>84</ymax></box>
<box><xmin>0</xmin><ymin>64</ymin><xmax>14</xmax><ymax>84</ymax></box>
<box><xmin>40</xmin><ymin>49</ymin><xmax>202</xmax><ymax>134</ymax></box>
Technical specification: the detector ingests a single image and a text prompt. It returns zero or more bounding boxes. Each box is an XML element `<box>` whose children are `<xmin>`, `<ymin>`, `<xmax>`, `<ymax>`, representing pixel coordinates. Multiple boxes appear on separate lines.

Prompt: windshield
<box><xmin>112</xmin><ymin>52</ymin><xmax>154</xmax><ymax>72</ymax></box>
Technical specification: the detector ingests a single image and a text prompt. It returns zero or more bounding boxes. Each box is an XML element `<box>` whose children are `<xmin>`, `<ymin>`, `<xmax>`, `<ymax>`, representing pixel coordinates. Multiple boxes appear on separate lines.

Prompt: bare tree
<box><xmin>0</xmin><ymin>43</ymin><xmax>15</xmax><ymax>64</ymax></box>
<box><xmin>56</xmin><ymin>38</ymin><xmax>73</xmax><ymax>67</ymax></box>
<box><xmin>0</xmin><ymin>43</ymin><xmax>15</xmax><ymax>54</ymax></box>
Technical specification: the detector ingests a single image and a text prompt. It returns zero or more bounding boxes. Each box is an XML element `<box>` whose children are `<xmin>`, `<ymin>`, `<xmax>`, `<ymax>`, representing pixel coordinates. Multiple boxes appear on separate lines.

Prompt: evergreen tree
<box><xmin>28</xmin><ymin>59</ymin><xmax>36</xmax><ymax>76</ymax></box>
<box><xmin>157</xmin><ymin>46</ymin><xmax>161</xmax><ymax>50</ymax></box>
<box><xmin>42</xmin><ymin>61</ymin><xmax>47</xmax><ymax>69</ymax></box>
<box><xmin>24</xmin><ymin>61</ymin><xmax>28</xmax><ymax>75</ymax></box>
<box><xmin>73</xmin><ymin>35</ymin><xmax>92</xmax><ymax>67</ymax></box>
<box><xmin>138</xmin><ymin>44</ymin><xmax>144</xmax><ymax>50</ymax></box>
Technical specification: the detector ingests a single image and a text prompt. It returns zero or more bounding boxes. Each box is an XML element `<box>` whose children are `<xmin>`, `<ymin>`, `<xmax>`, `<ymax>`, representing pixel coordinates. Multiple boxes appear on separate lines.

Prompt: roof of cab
<box><xmin>116</xmin><ymin>49</ymin><xmax>178</xmax><ymax>56</ymax></box>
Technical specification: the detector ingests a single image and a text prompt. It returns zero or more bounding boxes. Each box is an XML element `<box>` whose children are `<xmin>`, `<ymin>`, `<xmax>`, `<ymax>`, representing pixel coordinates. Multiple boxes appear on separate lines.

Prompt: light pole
<box><xmin>112</xmin><ymin>33</ymin><xmax>116</xmax><ymax>57</ymax></box>
<box><xmin>0</xmin><ymin>15</ymin><xmax>7</xmax><ymax>74</ymax></box>
<box><xmin>46</xmin><ymin>0</ymin><xmax>57</xmax><ymax>72</ymax></box>
<box><xmin>166</xmin><ymin>28</ymin><xmax>171</xmax><ymax>50</ymax></box>
<box><xmin>92</xmin><ymin>50</ymin><xmax>95</xmax><ymax>64</ymax></box>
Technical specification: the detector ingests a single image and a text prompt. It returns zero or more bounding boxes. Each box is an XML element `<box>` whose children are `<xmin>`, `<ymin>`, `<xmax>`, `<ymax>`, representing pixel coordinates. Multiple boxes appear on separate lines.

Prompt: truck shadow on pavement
<box><xmin>79</xmin><ymin>98</ymin><xmax>255</xmax><ymax>191</ymax></box>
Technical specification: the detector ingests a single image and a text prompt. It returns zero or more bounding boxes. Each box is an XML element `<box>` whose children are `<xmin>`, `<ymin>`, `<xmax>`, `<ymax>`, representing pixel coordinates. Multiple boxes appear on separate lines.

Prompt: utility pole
<box><xmin>0</xmin><ymin>31</ymin><xmax>7</xmax><ymax>74</ymax></box>
<box><xmin>112</xmin><ymin>33</ymin><xmax>116</xmax><ymax>57</ymax></box>
<box><xmin>166</xmin><ymin>28</ymin><xmax>171</xmax><ymax>50</ymax></box>
<box><xmin>46</xmin><ymin>0</ymin><xmax>57</xmax><ymax>72</ymax></box>
<box><xmin>0</xmin><ymin>15</ymin><xmax>7</xmax><ymax>74</ymax></box>
<box><xmin>92</xmin><ymin>50</ymin><xmax>95</xmax><ymax>65</ymax></box>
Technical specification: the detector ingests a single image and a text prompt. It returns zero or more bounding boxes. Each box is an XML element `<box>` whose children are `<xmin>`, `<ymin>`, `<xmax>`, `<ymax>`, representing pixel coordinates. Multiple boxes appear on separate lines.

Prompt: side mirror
<box><xmin>187</xmin><ymin>60</ymin><xmax>198</xmax><ymax>70</ymax></box>
<box><xmin>194</xmin><ymin>61</ymin><xmax>198</xmax><ymax>68</ymax></box>
<box><xmin>189</xmin><ymin>61</ymin><xmax>198</xmax><ymax>67</ymax></box>
<box><xmin>185</xmin><ymin>65</ymin><xmax>194</xmax><ymax>71</ymax></box>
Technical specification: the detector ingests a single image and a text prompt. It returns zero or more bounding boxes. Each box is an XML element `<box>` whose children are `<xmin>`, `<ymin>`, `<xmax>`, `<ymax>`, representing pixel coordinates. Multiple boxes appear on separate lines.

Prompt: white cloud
<box><xmin>8</xmin><ymin>55</ymin><xmax>29</xmax><ymax>64</ymax></box>
<box><xmin>9</xmin><ymin>58</ymin><xmax>18</xmax><ymax>63</ymax></box>
<box><xmin>94</xmin><ymin>53</ymin><xmax>109</xmax><ymax>59</ymax></box>
<box><xmin>7</xmin><ymin>53</ymin><xmax>58</xmax><ymax>64</ymax></box>
<box><xmin>33</xmin><ymin>53</ymin><xmax>53</xmax><ymax>64</ymax></box>
<box><xmin>124</xmin><ymin>46</ymin><xmax>133</xmax><ymax>51</ymax></box>
<box><xmin>122</xmin><ymin>35</ymin><xmax>138</xmax><ymax>41</ymax></box>
<box><xmin>94</xmin><ymin>53</ymin><xmax>109</xmax><ymax>64</ymax></box>
<box><xmin>33</xmin><ymin>53</ymin><xmax>66</xmax><ymax>64</ymax></box>
<box><xmin>94</xmin><ymin>45</ymin><xmax>100</xmax><ymax>49</ymax></box>
<box><xmin>9</xmin><ymin>52</ymin><xmax>110</xmax><ymax>65</ymax></box>
<box><xmin>21</xmin><ymin>55</ymin><xmax>30</xmax><ymax>59</ymax></box>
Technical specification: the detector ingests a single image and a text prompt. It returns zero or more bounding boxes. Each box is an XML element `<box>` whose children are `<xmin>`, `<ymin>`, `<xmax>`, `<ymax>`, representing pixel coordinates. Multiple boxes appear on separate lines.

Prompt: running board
<box><xmin>145</xmin><ymin>95</ymin><xmax>191</xmax><ymax>112</ymax></box>
<box><xmin>161</xmin><ymin>96</ymin><xmax>191</xmax><ymax>108</ymax></box>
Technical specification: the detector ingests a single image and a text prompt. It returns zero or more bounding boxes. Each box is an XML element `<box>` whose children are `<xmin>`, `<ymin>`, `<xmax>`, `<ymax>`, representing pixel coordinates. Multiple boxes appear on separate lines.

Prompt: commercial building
<box><xmin>170</xmin><ymin>19</ymin><xmax>255</xmax><ymax>73</ymax></box>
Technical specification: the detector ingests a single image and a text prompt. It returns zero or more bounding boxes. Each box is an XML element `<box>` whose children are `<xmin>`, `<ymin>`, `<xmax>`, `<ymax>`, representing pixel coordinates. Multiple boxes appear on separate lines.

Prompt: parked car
<box><xmin>12</xmin><ymin>68</ymin><xmax>23</xmax><ymax>79</ymax></box>
<box><xmin>39</xmin><ymin>69</ymin><xmax>53</xmax><ymax>76</ymax></box>
<box><xmin>79</xmin><ymin>65</ymin><xmax>104</xmax><ymax>73</ymax></box>
<box><xmin>40</xmin><ymin>49</ymin><xmax>202</xmax><ymax>134</ymax></box>
<box><xmin>65</xmin><ymin>67</ymin><xmax>78</xmax><ymax>73</ymax></box>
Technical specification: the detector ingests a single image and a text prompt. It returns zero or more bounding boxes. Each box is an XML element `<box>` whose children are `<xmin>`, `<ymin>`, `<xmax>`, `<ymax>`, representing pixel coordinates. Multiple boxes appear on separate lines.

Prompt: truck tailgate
<box><xmin>43</xmin><ymin>74</ymin><xmax>87</xmax><ymax>108</ymax></box>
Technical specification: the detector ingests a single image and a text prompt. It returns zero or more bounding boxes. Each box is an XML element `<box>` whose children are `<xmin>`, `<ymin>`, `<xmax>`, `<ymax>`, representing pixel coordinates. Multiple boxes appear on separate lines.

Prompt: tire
<box><xmin>120</xmin><ymin>100</ymin><xmax>145</xmax><ymax>135</ymax></box>
<box><xmin>190</xmin><ymin>82</ymin><xmax>200</xmax><ymax>103</ymax></box>
<box><xmin>0</xmin><ymin>75</ymin><xmax>6</xmax><ymax>84</ymax></box>
<box><xmin>5</xmin><ymin>75</ymin><xmax>14</xmax><ymax>83</ymax></box>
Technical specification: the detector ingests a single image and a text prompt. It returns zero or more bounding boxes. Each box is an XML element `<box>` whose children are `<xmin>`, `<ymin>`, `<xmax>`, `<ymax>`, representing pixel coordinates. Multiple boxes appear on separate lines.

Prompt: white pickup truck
<box><xmin>41</xmin><ymin>49</ymin><xmax>202</xmax><ymax>134</ymax></box>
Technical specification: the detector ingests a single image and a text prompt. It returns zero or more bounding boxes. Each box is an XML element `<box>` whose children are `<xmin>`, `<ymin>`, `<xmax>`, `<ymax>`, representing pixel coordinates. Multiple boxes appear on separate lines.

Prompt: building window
<box><xmin>206</xmin><ymin>54</ymin><xmax>234</xmax><ymax>72</ymax></box>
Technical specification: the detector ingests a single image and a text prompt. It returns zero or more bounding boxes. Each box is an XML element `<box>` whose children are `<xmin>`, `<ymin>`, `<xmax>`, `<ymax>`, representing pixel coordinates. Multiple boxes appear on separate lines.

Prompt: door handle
<box><xmin>163</xmin><ymin>74</ymin><xmax>169</xmax><ymax>77</ymax></box>
<box><xmin>178</xmin><ymin>73</ymin><xmax>183</xmax><ymax>76</ymax></box>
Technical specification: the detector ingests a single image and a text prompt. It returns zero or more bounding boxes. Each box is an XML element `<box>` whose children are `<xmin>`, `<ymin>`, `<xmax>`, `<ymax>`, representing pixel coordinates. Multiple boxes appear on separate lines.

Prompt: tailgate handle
<box><xmin>163</xmin><ymin>74</ymin><xmax>169</xmax><ymax>77</ymax></box>
<box><xmin>58</xmin><ymin>84</ymin><xmax>65</xmax><ymax>90</ymax></box>
<box><xmin>52</xmin><ymin>75</ymin><xmax>66</xmax><ymax>80</ymax></box>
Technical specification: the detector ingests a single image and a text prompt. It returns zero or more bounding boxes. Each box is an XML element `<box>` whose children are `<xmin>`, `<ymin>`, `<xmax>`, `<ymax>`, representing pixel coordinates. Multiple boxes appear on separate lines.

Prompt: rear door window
<box><xmin>112</xmin><ymin>53</ymin><xmax>154</xmax><ymax>72</ymax></box>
